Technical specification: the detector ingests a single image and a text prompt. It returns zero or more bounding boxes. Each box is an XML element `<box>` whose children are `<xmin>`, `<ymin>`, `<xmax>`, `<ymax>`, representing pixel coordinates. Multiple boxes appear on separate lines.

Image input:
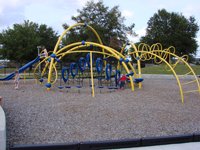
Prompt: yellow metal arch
<box><xmin>54</xmin><ymin>23</ymin><xmax>103</xmax><ymax>54</ymax></box>
<box><xmin>129</xmin><ymin>42</ymin><xmax>200</xmax><ymax>103</ymax></box>
<box><xmin>138</xmin><ymin>44</ymin><xmax>199</xmax><ymax>95</ymax></box>
<box><xmin>130</xmin><ymin>43</ymin><xmax>144</xmax><ymax>88</ymax></box>
<box><xmin>129</xmin><ymin>50</ymin><xmax>185</xmax><ymax>103</ymax></box>
<box><xmin>46</xmin><ymin>41</ymin><xmax>138</xmax><ymax>95</ymax></box>
<box><xmin>34</xmin><ymin>59</ymin><xmax>58</xmax><ymax>84</ymax></box>
<box><xmin>48</xmin><ymin>23</ymin><xmax>106</xmax><ymax>86</ymax></box>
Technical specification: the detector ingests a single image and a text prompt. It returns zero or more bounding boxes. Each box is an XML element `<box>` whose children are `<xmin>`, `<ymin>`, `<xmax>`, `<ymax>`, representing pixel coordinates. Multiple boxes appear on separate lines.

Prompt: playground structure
<box><xmin>0</xmin><ymin>23</ymin><xmax>199</xmax><ymax>103</ymax></box>
<box><xmin>130</xmin><ymin>43</ymin><xmax>200</xmax><ymax>103</ymax></box>
<box><xmin>34</xmin><ymin>23</ymin><xmax>143</xmax><ymax>96</ymax></box>
<box><xmin>31</xmin><ymin>23</ymin><xmax>200</xmax><ymax>103</ymax></box>
<box><xmin>0</xmin><ymin>56</ymin><xmax>40</xmax><ymax>81</ymax></box>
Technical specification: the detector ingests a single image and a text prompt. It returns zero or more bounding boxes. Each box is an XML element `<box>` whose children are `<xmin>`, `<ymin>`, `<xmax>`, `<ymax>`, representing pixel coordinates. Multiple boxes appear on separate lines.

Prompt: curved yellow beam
<box><xmin>54</xmin><ymin>23</ymin><xmax>103</xmax><ymax>54</ymax></box>
<box><xmin>47</xmin><ymin>41</ymin><xmax>136</xmax><ymax>92</ymax></box>
<box><xmin>59</xmin><ymin>53</ymin><xmax>134</xmax><ymax>92</ymax></box>
<box><xmin>90</xmin><ymin>52</ymin><xmax>95</xmax><ymax>97</ymax></box>
<box><xmin>119</xmin><ymin>43</ymin><xmax>138</xmax><ymax>79</ymax></box>
<box><xmin>129</xmin><ymin>50</ymin><xmax>183</xmax><ymax>103</ymax></box>
<box><xmin>58</xmin><ymin>50</ymin><xmax>113</xmax><ymax>59</ymax></box>
<box><xmin>120</xmin><ymin>43</ymin><xmax>128</xmax><ymax>55</ymax></box>
<box><xmin>34</xmin><ymin>57</ymin><xmax>49</xmax><ymax>80</ymax></box>
<box><xmin>47</xmin><ymin>23</ymin><xmax>104</xmax><ymax>89</ymax></box>
<box><xmin>55</xmin><ymin>41</ymin><xmax>138</xmax><ymax>77</ymax></box>
<box><xmin>34</xmin><ymin>56</ymin><xmax>58</xmax><ymax>84</ymax></box>
<box><xmin>130</xmin><ymin>43</ymin><xmax>142</xmax><ymax>88</ymax></box>
<box><xmin>137</xmin><ymin>49</ymin><xmax>200</xmax><ymax>95</ymax></box>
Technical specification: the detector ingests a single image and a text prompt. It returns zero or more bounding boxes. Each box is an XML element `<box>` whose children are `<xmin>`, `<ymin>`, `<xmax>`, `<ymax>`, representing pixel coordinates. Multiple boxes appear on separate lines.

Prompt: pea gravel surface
<box><xmin>0</xmin><ymin>77</ymin><xmax>200</xmax><ymax>147</ymax></box>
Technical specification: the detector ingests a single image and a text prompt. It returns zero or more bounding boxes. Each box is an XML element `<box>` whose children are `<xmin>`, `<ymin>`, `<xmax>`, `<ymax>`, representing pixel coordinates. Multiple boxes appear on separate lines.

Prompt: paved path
<box><xmin>121</xmin><ymin>142</ymin><xmax>200</xmax><ymax>150</ymax></box>
<box><xmin>142</xmin><ymin>74</ymin><xmax>197</xmax><ymax>79</ymax></box>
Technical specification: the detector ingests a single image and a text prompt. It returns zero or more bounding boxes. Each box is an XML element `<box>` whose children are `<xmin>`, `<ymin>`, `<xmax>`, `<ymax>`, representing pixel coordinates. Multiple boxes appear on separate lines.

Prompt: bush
<box><xmin>135</xmin><ymin>62</ymin><xmax>145</xmax><ymax>69</ymax></box>
<box><xmin>196</xmin><ymin>61</ymin><xmax>200</xmax><ymax>65</ymax></box>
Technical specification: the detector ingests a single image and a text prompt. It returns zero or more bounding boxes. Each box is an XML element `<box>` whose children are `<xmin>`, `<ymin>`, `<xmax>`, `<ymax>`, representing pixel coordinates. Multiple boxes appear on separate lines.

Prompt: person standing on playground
<box><xmin>41</xmin><ymin>47</ymin><xmax>48</xmax><ymax>58</ymax></box>
<box><xmin>118</xmin><ymin>74</ymin><xmax>129</xmax><ymax>90</ymax></box>
<box><xmin>14</xmin><ymin>70</ymin><xmax>20</xmax><ymax>89</ymax></box>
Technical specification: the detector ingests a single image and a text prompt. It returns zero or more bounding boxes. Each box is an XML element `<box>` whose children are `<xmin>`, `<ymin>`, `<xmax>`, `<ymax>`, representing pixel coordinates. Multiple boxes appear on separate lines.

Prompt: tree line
<box><xmin>0</xmin><ymin>1</ymin><xmax>199</xmax><ymax>64</ymax></box>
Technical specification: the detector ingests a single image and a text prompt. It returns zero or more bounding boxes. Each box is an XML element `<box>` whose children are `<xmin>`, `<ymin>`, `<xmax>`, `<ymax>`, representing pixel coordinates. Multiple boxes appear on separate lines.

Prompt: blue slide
<box><xmin>0</xmin><ymin>56</ymin><xmax>40</xmax><ymax>81</ymax></box>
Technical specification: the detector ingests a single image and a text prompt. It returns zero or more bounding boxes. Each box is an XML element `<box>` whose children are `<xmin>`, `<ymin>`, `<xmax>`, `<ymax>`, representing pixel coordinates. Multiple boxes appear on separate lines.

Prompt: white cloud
<box><xmin>0</xmin><ymin>0</ymin><xmax>24</xmax><ymax>9</ymax></box>
<box><xmin>196</xmin><ymin>36</ymin><xmax>200</xmax><ymax>57</ymax></box>
<box><xmin>137</xmin><ymin>27</ymin><xmax>146</xmax><ymax>37</ymax></box>
<box><xmin>76</xmin><ymin>0</ymin><xmax>100</xmax><ymax>7</ymax></box>
<box><xmin>0</xmin><ymin>0</ymin><xmax>200</xmax><ymax>41</ymax></box>
<box><xmin>0</xmin><ymin>0</ymin><xmax>103</xmax><ymax>32</ymax></box>
<box><xmin>0</xmin><ymin>0</ymin><xmax>30</xmax><ymax>16</ymax></box>
<box><xmin>76</xmin><ymin>0</ymin><xmax>89</xmax><ymax>7</ymax></box>
<box><xmin>0</xmin><ymin>0</ymin><xmax>81</xmax><ymax>32</ymax></box>
<box><xmin>127</xmin><ymin>27</ymin><xmax>146</xmax><ymax>43</ymax></box>
<box><xmin>0</xmin><ymin>0</ymin><xmax>31</xmax><ymax>31</ymax></box>
<box><xmin>122</xmin><ymin>10</ymin><xmax>134</xmax><ymax>18</ymax></box>
<box><xmin>182</xmin><ymin>4</ymin><xmax>200</xmax><ymax>17</ymax></box>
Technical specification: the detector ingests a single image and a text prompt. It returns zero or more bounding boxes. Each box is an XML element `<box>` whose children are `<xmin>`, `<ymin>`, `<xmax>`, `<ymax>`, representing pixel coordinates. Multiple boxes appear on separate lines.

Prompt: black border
<box><xmin>10</xmin><ymin>133</ymin><xmax>200</xmax><ymax>150</ymax></box>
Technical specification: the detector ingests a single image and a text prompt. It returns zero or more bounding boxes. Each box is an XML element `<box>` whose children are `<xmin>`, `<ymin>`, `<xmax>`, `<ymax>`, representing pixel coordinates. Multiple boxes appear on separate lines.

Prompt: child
<box><xmin>14</xmin><ymin>70</ymin><xmax>20</xmax><ymax>89</ymax></box>
<box><xmin>41</xmin><ymin>48</ymin><xmax>48</xmax><ymax>58</ymax></box>
<box><xmin>118</xmin><ymin>74</ymin><xmax>129</xmax><ymax>90</ymax></box>
<box><xmin>43</xmin><ymin>48</ymin><xmax>48</xmax><ymax>58</ymax></box>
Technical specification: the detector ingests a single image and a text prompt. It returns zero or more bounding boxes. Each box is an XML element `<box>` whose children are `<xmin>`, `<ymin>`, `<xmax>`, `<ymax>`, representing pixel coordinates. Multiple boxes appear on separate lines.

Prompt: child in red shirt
<box><xmin>118</xmin><ymin>74</ymin><xmax>129</xmax><ymax>89</ymax></box>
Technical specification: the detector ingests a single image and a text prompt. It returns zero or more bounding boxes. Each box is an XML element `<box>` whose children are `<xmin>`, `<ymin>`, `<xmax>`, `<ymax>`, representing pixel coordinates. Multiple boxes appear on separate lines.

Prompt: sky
<box><xmin>1</xmin><ymin>0</ymin><xmax>200</xmax><ymax>56</ymax></box>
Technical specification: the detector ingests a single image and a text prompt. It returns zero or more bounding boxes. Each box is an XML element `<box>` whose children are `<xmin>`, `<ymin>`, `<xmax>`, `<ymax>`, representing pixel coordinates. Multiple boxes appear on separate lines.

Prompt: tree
<box><xmin>0</xmin><ymin>20</ymin><xmax>58</xmax><ymax>64</ymax></box>
<box><xmin>62</xmin><ymin>0</ymin><xmax>135</xmax><ymax>53</ymax></box>
<box><xmin>140</xmin><ymin>9</ymin><xmax>199</xmax><ymax>56</ymax></box>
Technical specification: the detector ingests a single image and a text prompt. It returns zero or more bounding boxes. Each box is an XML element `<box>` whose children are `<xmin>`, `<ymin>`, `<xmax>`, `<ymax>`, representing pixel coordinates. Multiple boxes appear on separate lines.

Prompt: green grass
<box><xmin>0</xmin><ymin>64</ymin><xmax>199</xmax><ymax>79</ymax></box>
<box><xmin>0</xmin><ymin>67</ymin><xmax>17</xmax><ymax>73</ymax></box>
<box><xmin>140</xmin><ymin>64</ymin><xmax>200</xmax><ymax>75</ymax></box>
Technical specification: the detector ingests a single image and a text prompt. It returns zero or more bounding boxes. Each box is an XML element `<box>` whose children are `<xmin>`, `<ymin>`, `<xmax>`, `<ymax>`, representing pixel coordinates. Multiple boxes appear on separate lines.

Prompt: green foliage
<box><xmin>0</xmin><ymin>20</ymin><xmax>58</xmax><ymax>63</ymax></box>
<box><xmin>140</xmin><ymin>9</ymin><xmax>199</xmax><ymax>56</ymax></box>
<box><xmin>62</xmin><ymin>0</ymin><xmax>135</xmax><ymax>52</ymax></box>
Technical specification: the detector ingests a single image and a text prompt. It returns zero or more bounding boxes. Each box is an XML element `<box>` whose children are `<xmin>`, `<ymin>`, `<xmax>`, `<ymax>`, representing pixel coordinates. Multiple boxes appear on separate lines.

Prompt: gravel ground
<box><xmin>0</xmin><ymin>77</ymin><xmax>200</xmax><ymax>147</ymax></box>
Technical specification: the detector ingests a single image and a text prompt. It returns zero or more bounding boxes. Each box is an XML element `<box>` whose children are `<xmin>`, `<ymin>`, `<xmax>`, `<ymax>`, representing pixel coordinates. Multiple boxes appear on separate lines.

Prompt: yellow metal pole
<box><xmin>121</xmin><ymin>62</ymin><xmax>134</xmax><ymax>91</ymax></box>
<box><xmin>131</xmin><ymin>43</ymin><xmax>142</xmax><ymax>88</ymax></box>
<box><xmin>129</xmin><ymin>51</ymin><xmax>184</xmax><ymax>103</ymax></box>
<box><xmin>138</xmin><ymin>49</ymin><xmax>200</xmax><ymax>96</ymax></box>
<box><xmin>47</xmin><ymin>41</ymin><xmax>136</xmax><ymax>91</ymax></box>
<box><xmin>23</xmin><ymin>71</ymin><xmax>26</xmax><ymax>83</ymax></box>
<box><xmin>181</xmin><ymin>59</ymin><xmax>200</xmax><ymax>94</ymax></box>
<box><xmin>56</xmin><ymin>41</ymin><xmax>137</xmax><ymax>77</ymax></box>
<box><xmin>55</xmin><ymin>23</ymin><xmax>103</xmax><ymax>56</ymax></box>
<box><xmin>127</xmin><ymin>62</ymin><xmax>137</xmax><ymax>78</ymax></box>
<box><xmin>72</xmin><ymin>42</ymin><xmax>136</xmax><ymax>91</ymax></box>
<box><xmin>47</xmin><ymin>57</ymin><xmax>54</xmax><ymax>90</ymax></box>
<box><xmin>47</xmin><ymin>22</ymin><xmax>104</xmax><ymax>87</ymax></box>
<box><xmin>90</xmin><ymin>52</ymin><xmax>95</xmax><ymax>97</ymax></box>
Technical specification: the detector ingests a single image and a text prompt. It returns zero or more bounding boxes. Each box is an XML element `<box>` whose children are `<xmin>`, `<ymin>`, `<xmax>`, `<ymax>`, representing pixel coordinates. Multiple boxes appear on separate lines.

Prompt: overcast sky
<box><xmin>1</xmin><ymin>0</ymin><xmax>200</xmax><ymax>56</ymax></box>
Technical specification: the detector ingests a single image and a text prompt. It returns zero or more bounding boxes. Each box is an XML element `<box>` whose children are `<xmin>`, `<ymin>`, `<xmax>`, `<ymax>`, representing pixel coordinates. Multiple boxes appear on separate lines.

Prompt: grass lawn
<box><xmin>0</xmin><ymin>64</ymin><xmax>200</xmax><ymax>79</ymax></box>
<box><xmin>141</xmin><ymin>64</ymin><xmax>200</xmax><ymax>75</ymax></box>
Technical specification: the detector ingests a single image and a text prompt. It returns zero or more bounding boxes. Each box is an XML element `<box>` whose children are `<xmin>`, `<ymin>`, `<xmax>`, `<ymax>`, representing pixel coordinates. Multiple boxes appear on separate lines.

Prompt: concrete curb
<box><xmin>0</xmin><ymin>106</ymin><xmax>6</xmax><ymax>150</ymax></box>
<box><xmin>10</xmin><ymin>134</ymin><xmax>200</xmax><ymax>150</ymax></box>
